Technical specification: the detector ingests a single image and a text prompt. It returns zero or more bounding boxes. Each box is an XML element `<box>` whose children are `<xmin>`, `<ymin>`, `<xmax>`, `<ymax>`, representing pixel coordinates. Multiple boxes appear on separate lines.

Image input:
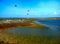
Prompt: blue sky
<box><xmin>0</xmin><ymin>0</ymin><xmax>60</xmax><ymax>18</ymax></box>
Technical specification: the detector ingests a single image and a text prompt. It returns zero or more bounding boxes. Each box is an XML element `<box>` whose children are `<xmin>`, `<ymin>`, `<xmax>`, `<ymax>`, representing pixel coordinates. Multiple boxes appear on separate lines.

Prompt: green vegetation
<box><xmin>0</xmin><ymin>32</ymin><xmax>60</xmax><ymax>44</ymax></box>
<box><xmin>0</xmin><ymin>18</ymin><xmax>60</xmax><ymax>44</ymax></box>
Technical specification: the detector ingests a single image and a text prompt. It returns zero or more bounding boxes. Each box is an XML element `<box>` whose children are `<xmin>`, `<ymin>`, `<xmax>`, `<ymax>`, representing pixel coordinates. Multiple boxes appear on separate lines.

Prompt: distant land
<box><xmin>0</xmin><ymin>17</ymin><xmax>60</xmax><ymax>20</ymax></box>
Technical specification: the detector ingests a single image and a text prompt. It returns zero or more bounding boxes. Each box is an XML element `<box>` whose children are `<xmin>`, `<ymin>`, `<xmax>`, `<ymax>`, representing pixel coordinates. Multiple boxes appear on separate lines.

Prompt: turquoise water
<box><xmin>6</xmin><ymin>20</ymin><xmax>60</xmax><ymax>36</ymax></box>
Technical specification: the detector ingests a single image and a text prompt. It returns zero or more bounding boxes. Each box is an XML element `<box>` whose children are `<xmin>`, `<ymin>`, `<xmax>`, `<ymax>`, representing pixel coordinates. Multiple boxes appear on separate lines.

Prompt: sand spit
<box><xmin>0</xmin><ymin>19</ymin><xmax>48</xmax><ymax>30</ymax></box>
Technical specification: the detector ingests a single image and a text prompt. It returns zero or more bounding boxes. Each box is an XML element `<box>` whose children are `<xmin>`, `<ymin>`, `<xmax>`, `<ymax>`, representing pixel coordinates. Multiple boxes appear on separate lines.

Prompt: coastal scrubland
<box><xmin>0</xmin><ymin>30</ymin><xmax>60</xmax><ymax>44</ymax></box>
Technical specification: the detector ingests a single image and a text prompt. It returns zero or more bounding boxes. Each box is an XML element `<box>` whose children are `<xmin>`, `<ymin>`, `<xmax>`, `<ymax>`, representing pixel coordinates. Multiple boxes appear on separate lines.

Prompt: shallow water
<box><xmin>6</xmin><ymin>20</ymin><xmax>60</xmax><ymax>36</ymax></box>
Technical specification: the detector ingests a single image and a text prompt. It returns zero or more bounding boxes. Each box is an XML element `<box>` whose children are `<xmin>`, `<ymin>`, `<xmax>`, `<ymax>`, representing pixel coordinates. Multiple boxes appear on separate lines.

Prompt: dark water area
<box><xmin>37</xmin><ymin>20</ymin><xmax>60</xmax><ymax>26</ymax></box>
<box><xmin>7</xmin><ymin>20</ymin><xmax>60</xmax><ymax>36</ymax></box>
<box><xmin>35</xmin><ymin>20</ymin><xmax>60</xmax><ymax>30</ymax></box>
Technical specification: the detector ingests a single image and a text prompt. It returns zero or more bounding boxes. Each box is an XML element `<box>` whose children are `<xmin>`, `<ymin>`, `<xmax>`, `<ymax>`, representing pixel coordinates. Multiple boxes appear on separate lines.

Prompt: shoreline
<box><xmin>0</xmin><ymin>21</ymin><xmax>48</xmax><ymax>30</ymax></box>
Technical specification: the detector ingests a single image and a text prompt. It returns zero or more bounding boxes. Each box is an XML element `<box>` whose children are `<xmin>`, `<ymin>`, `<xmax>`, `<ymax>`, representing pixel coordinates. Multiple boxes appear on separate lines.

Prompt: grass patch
<box><xmin>0</xmin><ymin>31</ymin><xmax>60</xmax><ymax>44</ymax></box>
